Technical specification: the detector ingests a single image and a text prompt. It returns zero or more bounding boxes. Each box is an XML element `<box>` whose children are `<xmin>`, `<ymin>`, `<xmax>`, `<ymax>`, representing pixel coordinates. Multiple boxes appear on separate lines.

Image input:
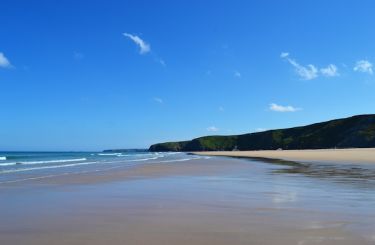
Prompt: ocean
<box><xmin>0</xmin><ymin>151</ymin><xmax>204</xmax><ymax>184</ymax></box>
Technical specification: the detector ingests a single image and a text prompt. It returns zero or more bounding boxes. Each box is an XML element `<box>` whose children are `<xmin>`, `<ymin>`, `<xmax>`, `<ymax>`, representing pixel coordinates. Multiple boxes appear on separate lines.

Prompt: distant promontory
<box><xmin>149</xmin><ymin>114</ymin><xmax>375</xmax><ymax>152</ymax></box>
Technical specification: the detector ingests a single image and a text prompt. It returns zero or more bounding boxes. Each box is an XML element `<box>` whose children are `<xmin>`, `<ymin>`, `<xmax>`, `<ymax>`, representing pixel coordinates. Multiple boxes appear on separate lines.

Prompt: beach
<box><xmin>3</xmin><ymin>1</ymin><xmax>375</xmax><ymax>244</ymax></box>
<box><xmin>1</xmin><ymin>154</ymin><xmax>375</xmax><ymax>245</ymax></box>
<box><xmin>194</xmin><ymin>148</ymin><xmax>375</xmax><ymax>165</ymax></box>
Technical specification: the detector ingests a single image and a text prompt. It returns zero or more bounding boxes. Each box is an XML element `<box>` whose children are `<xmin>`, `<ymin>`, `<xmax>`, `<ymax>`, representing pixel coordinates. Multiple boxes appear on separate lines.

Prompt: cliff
<box><xmin>149</xmin><ymin>114</ymin><xmax>375</xmax><ymax>151</ymax></box>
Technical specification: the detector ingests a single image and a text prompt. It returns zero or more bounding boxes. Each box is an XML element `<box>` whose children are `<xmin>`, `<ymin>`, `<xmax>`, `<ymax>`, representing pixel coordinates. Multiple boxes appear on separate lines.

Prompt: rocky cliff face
<box><xmin>149</xmin><ymin>114</ymin><xmax>375</xmax><ymax>152</ymax></box>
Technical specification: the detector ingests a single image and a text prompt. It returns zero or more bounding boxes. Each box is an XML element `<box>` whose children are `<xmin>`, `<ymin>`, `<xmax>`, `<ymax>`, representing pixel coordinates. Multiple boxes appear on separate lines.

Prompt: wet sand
<box><xmin>195</xmin><ymin>148</ymin><xmax>375</xmax><ymax>164</ymax></box>
<box><xmin>1</xmin><ymin>157</ymin><xmax>375</xmax><ymax>245</ymax></box>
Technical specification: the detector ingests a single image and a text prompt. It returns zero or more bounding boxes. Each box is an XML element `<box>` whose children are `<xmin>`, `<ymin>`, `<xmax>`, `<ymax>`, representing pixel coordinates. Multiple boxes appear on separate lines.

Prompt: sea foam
<box><xmin>0</xmin><ymin>161</ymin><xmax>97</xmax><ymax>174</ymax></box>
<box><xmin>0</xmin><ymin>158</ymin><xmax>87</xmax><ymax>166</ymax></box>
<box><xmin>98</xmin><ymin>153</ymin><xmax>122</xmax><ymax>156</ymax></box>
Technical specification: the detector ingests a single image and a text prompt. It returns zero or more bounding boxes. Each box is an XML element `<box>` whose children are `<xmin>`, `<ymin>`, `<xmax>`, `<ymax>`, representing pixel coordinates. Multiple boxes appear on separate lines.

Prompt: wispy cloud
<box><xmin>354</xmin><ymin>60</ymin><xmax>373</xmax><ymax>75</ymax></box>
<box><xmin>207</xmin><ymin>126</ymin><xmax>219</xmax><ymax>132</ymax></box>
<box><xmin>280</xmin><ymin>52</ymin><xmax>289</xmax><ymax>58</ymax></box>
<box><xmin>0</xmin><ymin>52</ymin><xmax>12</xmax><ymax>68</ymax></box>
<box><xmin>153</xmin><ymin>97</ymin><xmax>163</xmax><ymax>104</ymax></box>
<box><xmin>73</xmin><ymin>51</ymin><xmax>84</xmax><ymax>60</ymax></box>
<box><xmin>281</xmin><ymin>52</ymin><xmax>340</xmax><ymax>80</ymax></box>
<box><xmin>270</xmin><ymin>103</ymin><xmax>301</xmax><ymax>112</ymax></box>
<box><xmin>320</xmin><ymin>64</ymin><xmax>339</xmax><ymax>77</ymax></box>
<box><xmin>123</xmin><ymin>33</ymin><xmax>151</xmax><ymax>54</ymax></box>
<box><xmin>281</xmin><ymin>52</ymin><xmax>318</xmax><ymax>80</ymax></box>
<box><xmin>234</xmin><ymin>71</ymin><xmax>241</xmax><ymax>78</ymax></box>
<box><xmin>158</xmin><ymin>58</ymin><xmax>166</xmax><ymax>67</ymax></box>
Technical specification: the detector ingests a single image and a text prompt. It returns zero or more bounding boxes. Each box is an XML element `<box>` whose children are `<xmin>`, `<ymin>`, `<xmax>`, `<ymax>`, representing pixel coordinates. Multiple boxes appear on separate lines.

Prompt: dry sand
<box><xmin>194</xmin><ymin>148</ymin><xmax>375</xmax><ymax>164</ymax></box>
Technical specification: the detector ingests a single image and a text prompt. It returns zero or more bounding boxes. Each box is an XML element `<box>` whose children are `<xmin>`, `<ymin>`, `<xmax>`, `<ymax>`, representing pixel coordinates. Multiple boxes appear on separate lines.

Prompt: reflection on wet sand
<box><xmin>243</xmin><ymin>156</ymin><xmax>375</xmax><ymax>188</ymax></box>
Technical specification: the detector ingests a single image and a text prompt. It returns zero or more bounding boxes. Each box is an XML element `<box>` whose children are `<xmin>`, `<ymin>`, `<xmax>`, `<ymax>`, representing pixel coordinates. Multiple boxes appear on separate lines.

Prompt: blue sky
<box><xmin>1</xmin><ymin>1</ymin><xmax>375</xmax><ymax>151</ymax></box>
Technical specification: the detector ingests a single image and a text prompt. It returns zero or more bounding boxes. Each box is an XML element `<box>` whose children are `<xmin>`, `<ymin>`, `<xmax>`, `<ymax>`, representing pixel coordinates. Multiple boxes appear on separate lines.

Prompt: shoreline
<box><xmin>193</xmin><ymin>148</ymin><xmax>375</xmax><ymax>165</ymax></box>
<box><xmin>0</xmin><ymin>157</ymin><xmax>247</xmax><ymax>187</ymax></box>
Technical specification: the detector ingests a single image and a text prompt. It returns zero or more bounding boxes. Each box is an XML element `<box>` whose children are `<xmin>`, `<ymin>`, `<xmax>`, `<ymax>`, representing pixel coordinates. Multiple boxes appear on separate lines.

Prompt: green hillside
<box><xmin>149</xmin><ymin>114</ymin><xmax>375</xmax><ymax>152</ymax></box>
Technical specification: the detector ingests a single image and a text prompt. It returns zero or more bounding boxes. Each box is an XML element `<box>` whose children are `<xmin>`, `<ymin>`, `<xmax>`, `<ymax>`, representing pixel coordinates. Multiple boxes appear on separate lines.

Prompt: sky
<box><xmin>1</xmin><ymin>0</ymin><xmax>375</xmax><ymax>151</ymax></box>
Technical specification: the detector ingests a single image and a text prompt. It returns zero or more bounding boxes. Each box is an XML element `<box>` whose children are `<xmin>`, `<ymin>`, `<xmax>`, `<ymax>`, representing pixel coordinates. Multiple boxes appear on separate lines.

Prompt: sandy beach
<box><xmin>194</xmin><ymin>148</ymin><xmax>375</xmax><ymax>165</ymax></box>
<box><xmin>1</xmin><ymin>155</ymin><xmax>375</xmax><ymax>245</ymax></box>
<box><xmin>3</xmin><ymin>1</ymin><xmax>375</xmax><ymax>244</ymax></box>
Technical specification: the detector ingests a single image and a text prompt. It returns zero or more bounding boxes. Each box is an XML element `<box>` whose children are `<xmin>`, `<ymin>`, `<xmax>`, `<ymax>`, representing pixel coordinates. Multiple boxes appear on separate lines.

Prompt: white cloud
<box><xmin>291</xmin><ymin>61</ymin><xmax>318</xmax><ymax>80</ymax></box>
<box><xmin>281</xmin><ymin>52</ymin><xmax>318</xmax><ymax>80</ymax></box>
<box><xmin>153</xmin><ymin>97</ymin><xmax>163</xmax><ymax>104</ymax></box>
<box><xmin>281</xmin><ymin>52</ymin><xmax>341</xmax><ymax>80</ymax></box>
<box><xmin>123</xmin><ymin>33</ymin><xmax>151</xmax><ymax>54</ymax></box>
<box><xmin>280</xmin><ymin>52</ymin><xmax>289</xmax><ymax>58</ymax></box>
<box><xmin>0</xmin><ymin>52</ymin><xmax>12</xmax><ymax>68</ymax></box>
<box><xmin>207</xmin><ymin>126</ymin><xmax>219</xmax><ymax>132</ymax></box>
<box><xmin>320</xmin><ymin>64</ymin><xmax>339</xmax><ymax>77</ymax></box>
<box><xmin>282</xmin><ymin>53</ymin><xmax>318</xmax><ymax>80</ymax></box>
<box><xmin>270</xmin><ymin>103</ymin><xmax>301</xmax><ymax>112</ymax></box>
<box><xmin>354</xmin><ymin>60</ymin><xmax>373</xmax><ymax>75</ymax></box>
<box><xmin>234</xmin><ymin>71</ymin><xmax>241</xmax><ymax>78</ymax></box>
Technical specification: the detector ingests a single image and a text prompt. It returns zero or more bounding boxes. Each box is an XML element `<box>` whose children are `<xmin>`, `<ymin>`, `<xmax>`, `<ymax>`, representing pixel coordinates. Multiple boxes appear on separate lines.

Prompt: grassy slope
<box><xmin>149</xmin><ymin>114</ymin><xmax>375</xmax><ymax>152</ymax></box>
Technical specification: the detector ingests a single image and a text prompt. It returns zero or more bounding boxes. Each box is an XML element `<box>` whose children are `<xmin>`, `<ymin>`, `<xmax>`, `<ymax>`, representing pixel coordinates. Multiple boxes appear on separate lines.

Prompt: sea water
<box><xmin>0</xmin><ymin>151</ymin><xmax>202</xmax><ymax>183</ymax></box>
